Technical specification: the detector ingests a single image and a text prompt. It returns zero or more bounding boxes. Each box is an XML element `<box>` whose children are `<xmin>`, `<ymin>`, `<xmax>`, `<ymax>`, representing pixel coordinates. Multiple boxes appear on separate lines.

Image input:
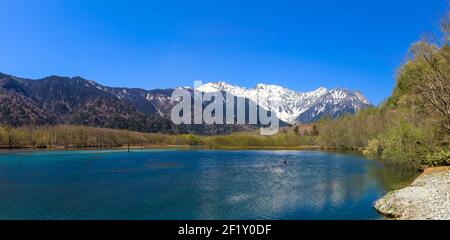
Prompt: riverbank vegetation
<box><xmin>0</xmin><ymin>124</ymin><xmax>316</xmax><ymax>149</ymax></box>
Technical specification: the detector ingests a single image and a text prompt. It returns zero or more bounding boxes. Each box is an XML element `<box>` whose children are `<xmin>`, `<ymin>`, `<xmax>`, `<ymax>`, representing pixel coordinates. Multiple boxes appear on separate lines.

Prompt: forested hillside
<box><xmin>316</xmin><ymin>16</ymin><xmax>450</xmax><ymax>167</ymax></box>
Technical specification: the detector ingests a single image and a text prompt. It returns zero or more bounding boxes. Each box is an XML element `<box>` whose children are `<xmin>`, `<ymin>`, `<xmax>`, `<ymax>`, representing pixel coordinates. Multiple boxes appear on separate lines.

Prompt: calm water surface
<box><xmin>0</xmin><ymin>150</ymin><xmax>418</xmax><ymax>220</ymax></box>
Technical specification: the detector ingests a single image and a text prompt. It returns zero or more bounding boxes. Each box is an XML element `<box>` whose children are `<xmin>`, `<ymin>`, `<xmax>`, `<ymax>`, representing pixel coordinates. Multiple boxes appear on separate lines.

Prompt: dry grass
<box><xmin>423</xmin><ymin>166</ymin><xmax>450</xmax><ymax>175</ymax></box>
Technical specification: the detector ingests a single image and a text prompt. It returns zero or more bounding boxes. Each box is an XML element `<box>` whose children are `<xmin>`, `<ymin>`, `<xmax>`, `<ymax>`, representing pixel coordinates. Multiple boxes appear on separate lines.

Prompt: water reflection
<box><xmin>193</xmin><ymin>151</ymin><xmax>416</xmax><ymax>219</ymax></box>
<box><xmin>0</xmin><ymin>150</ymin><xmax>417</xmax><ymax>220</ymax></box>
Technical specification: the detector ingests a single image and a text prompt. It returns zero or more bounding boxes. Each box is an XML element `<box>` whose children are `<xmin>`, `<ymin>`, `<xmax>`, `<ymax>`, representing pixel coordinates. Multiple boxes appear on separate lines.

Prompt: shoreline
<box><xmin>0</xmin><ymin>144</ymin><xmax>328</xmax><ymax>151</ymax></box>
<box><xmin>375</xmin><ymin>167</ymin><xmax>450</xmax><ymax>220</ymax></box>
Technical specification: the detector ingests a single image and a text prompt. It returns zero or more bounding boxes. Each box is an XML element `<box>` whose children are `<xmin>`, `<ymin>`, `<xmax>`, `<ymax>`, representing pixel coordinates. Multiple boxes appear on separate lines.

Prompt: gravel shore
<box><xmin>375</xmin><ymin>167</ymin><xmax>450</xmax><ymax>220</ymax></box>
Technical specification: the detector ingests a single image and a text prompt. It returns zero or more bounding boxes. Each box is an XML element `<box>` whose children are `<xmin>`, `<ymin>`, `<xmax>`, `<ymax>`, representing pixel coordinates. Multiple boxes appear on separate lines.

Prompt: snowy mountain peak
<box><xmin>354</xmin><ymin>91</ymin><xmax>371</xmax><ymax>105</ymax></box>
<box><xmin>196</xmin><ymin>81</ymin><xmax>245</xmax><ymax>93</ymax></box>
<box><xmin>311</xmin><ymin>87</ymin><xmax>328</xmax><ymax>95</ymax></box>
<box><xmin>255</xmin><ymin>83</ymin><xmax>284</xmax><ymax>90</ymax></box>
<box><xmin>195</xmin><ymin>81</ymin><xmax>372</xmax><ymax>124</ymax></box>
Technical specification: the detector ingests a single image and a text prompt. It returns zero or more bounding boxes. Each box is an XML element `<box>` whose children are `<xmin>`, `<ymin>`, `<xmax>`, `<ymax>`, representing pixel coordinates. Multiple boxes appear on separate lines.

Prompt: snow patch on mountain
<box><xmin>195</xmin><ymin>82</ymin><xmax>372</xmax><ymax>124</ymax></box>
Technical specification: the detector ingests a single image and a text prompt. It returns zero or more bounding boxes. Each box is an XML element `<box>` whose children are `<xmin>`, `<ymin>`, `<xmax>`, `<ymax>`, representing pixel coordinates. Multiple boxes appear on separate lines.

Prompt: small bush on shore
<box><xmin>424</xmin><ymin>149</ymin><xmax>450</xmax><ymax>166</ymax></box>
<box><xmin>363</xmin><ymin>139</ymin><xmax>383</xmax><ymax>158</ymax></box>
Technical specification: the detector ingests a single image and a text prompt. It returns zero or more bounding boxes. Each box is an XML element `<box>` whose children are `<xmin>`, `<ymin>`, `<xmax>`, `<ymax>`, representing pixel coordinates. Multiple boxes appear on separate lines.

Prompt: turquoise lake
<box><xmin>0</xmin><ymin>150</ymin><xmax>418</xmax><ymax>220</ymax></box>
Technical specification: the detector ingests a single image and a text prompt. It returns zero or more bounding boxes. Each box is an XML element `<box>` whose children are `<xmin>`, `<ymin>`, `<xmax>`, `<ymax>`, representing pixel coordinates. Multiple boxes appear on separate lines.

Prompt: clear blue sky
<box><xmin>0</xmin><ymin>0</ymin><xmax>447</xmax><ymax>104</ymax></box>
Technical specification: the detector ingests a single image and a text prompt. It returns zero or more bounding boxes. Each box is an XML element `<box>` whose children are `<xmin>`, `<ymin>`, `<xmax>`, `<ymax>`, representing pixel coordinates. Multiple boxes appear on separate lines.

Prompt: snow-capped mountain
<box><xmin>196</xmin><ymin>82</ymin><xmax>372</xmax><ymax>124</ymax></box>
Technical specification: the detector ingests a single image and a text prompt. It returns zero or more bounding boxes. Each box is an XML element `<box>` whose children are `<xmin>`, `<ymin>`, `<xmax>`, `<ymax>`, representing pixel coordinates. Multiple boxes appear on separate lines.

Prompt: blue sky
<box><xmin>0</xmin><ymin>0</ymin><xmax>447</xmax><ymax>104</ymax></box>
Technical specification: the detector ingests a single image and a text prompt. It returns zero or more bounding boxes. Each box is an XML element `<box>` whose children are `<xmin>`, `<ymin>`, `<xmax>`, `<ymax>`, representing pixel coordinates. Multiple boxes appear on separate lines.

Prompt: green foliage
<box><xmin>423</xmin><ymin>149</ymin><xmax>450</xmax><ymax>166</ymax></box>
<box><xmin>315</xmin><ymin>17</ymin><xmax>450</xmax><ymax>167</ymax></box>
<box><xmin>315</xmin><ymin>108</ymin><xmax>395</xmax><ymax>150</ymax></box>
<box><xmin>0</xmin><ymin>125</ymin><xmax>179</xmax><ymax>148</ymax></box>
<box><xmin>376</xmin><ymin>122</ymin><xmax>433</xmax><ymax>166</ymax></box>
<box><xmin>0</xmin><ymin>127</ymin><xmax>9</xmax><ymax>146</ymax></box>
<box><xmin>0</xmin><ymin>124</ymin><xmax>317</xmax><ymax>149</ymax></box>
<box><xmin>201</xmin><ymin>130</ymin><xmax>315</xmax><ymax>149</ymax></box>
<box><xmin>363</xmin><ymin>139</ymin><xmax>383</xmax><ymax>158</ymax></box>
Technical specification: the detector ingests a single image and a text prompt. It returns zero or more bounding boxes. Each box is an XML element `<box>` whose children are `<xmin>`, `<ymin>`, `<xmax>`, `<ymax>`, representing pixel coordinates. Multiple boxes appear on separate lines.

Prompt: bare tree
<box><xmin>409</xmin><ymin>14</ymin><xmax>450</xmax><ymax>134</ymax></box>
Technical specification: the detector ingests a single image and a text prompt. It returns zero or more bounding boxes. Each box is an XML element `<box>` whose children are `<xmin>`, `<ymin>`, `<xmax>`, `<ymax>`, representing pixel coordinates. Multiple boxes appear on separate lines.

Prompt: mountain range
<box><xmin>196</xmin><ymin>82</ymin><xmax>371</xmax><ymax>124</ymax></box>
<box><xmin>0</xmin><ymin>72</ymin><xmax>372</xmax><ymax>134</ymax></box>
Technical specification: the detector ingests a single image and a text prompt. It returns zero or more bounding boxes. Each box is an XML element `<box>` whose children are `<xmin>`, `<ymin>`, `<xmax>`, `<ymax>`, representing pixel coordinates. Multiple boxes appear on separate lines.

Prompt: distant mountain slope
<box><xmin>0</xmin><ymin>73</ymin><xmax>176</xmax><ymax>132</ymax></box>
<box><xmin>0</xmin><ymin>72</ymin><xmax>372</xmax><ymax>134</ymax></box>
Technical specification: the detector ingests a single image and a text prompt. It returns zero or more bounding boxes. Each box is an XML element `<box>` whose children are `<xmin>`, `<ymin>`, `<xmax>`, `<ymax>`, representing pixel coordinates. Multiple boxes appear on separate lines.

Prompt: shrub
<box><xmin>369</xmin><ymin>121</ymin><xmax>437</xmax><ymax>167</ymax></box>
<box><xmin>363</xmin><ymin>138</ymin><xmax>383</xmax><ymax>158</ymax></box>
<box><xmin>423</xmin><ymin>149</ymin><xmax>450</xmax><ymax>166</ymax></box>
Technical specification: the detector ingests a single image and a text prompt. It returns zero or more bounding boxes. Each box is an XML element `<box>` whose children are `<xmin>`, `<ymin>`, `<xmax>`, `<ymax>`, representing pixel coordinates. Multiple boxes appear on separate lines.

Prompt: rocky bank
<box><xmin>375</xmin><ymin>167</ymin><xmax>450</xmax><ymax>220</ymax></box>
